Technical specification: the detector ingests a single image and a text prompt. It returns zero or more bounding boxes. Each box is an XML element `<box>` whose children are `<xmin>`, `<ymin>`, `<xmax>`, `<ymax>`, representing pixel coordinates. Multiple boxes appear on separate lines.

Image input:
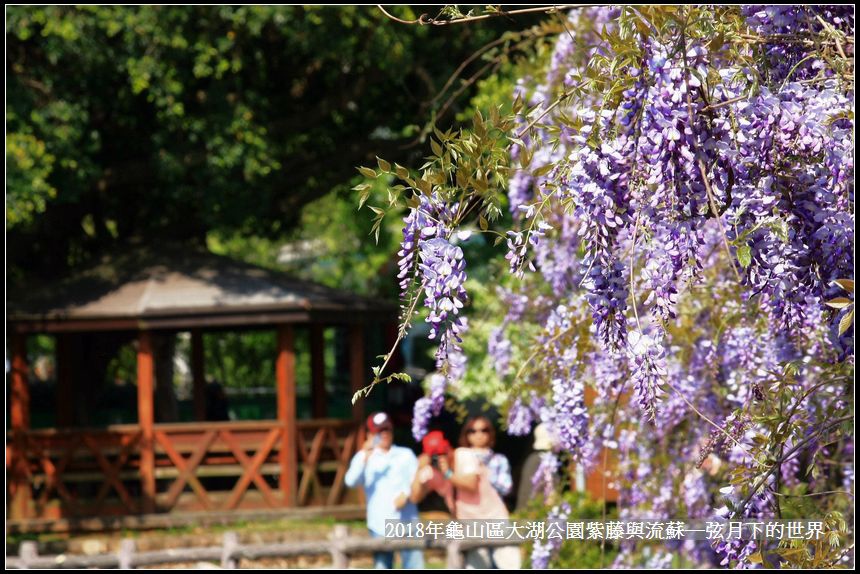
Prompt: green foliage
<box><xmin>352</xmin><ymin>107</ymin><xmax>517</xmax><ymax>399</ymax></box>
<box><xmin>207</xmin><ymin>175</ymin><xmax>403</xmax><ymax>298</ymax></box>
<box><xmin>200</xmin><ymin>331</ymin><xmax>277</xmax><ymax>390</ymax></box>
<box><xmin>282</xmin><ymin>180</ymin><xmax>403</xmax><ymax>296</ymax></box>
<box><xmin>7</xmin><ymin>5</ymin><xmax>513</xmax><ymax>280</ymax></box>
<box><xmin>105</xmin><ymin>343</ymin><xmax>138</xmax><ymax>384</ymax></box>
<box><xmin>6</xmin><ymin>132</ymin><xmax>56</xmax><ymax>226</ymax></box>
<box><xmin>770</xmin><ymin>511</ymin><xmax>852</xmax><ymax>568</ymax></box>
<box><xmin>514</xmin><ymin>490</ymin><xmax>618</xmax><ymax>569</ymax></box>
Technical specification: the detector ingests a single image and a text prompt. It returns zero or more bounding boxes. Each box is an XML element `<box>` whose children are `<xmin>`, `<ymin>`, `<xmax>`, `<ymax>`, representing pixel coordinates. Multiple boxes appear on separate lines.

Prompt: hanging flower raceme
<box><xmin>411</xmin><ymin>319</ymin><xmax>471</xmax><ymax>442</ymax></box>
<box><xmin>488</xmin><ymin>325</ymin><xmax>512</xmax><ymax>379</ymax></box>
<box><xmin>397</xmin><ymin>191</ymin><xmax>458</xmax><ymax>288</ymax></box>
<box><xmin>712</xmin><ymin>484</ymin><xmax>773</xmax><ymax>568</ymax></box>
<box><xmin>418</xmin><ymin>237</ymin><xmax>468</xmax><ymax>361</ymax></box>
<box><xmin>742</xmin><ymin>5</ymin><xmax>855</xmax><ymax>85</ymax></box>
<box><xmin>531</xmin><ymin>451</ymin><xmax>561</xmax><ymax>503</ymax></box>
<box><xmin>566</xmin><ymin>116</ymin><xmax>634</xmax><ymax>353</ymax></box>
<box><xmin>530</xmin><ymin>501</ymin><xmax>571</xmax><ymax>569</ymax></box>
<box><xmin>506</xmin><ymin>396</ymin><xmax>533</xmax><ymax>436</ymax></box>
<box><xmin>507</xmin><ymin>391</ymin><xmax>547</xmax><ymax>436</ymax></box>
<box><xmin>411</xmin><ymin>373</ymin><xmax>448</xmax><ymax>442</ymax></box>
<box><xmin>627</xmin><ymin>330</ymin><xmax>667</xmax><ymax>421</ymax></box>
<box><xmin>397</xmin><ymin>194</ymin><xmax>437</xmax><ymax>296</ymax></box>
<box><xmin>550</xmin><ymin>376</ymin><xmax>589</xmax><ymax>459</ymax></box>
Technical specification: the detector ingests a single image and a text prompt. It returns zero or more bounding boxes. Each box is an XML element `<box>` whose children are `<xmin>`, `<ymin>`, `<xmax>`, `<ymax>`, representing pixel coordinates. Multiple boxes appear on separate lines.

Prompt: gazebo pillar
<box><xmin>10</xmin><ymin>333</ymin><xmax>31</xmax><ymax>431</ymax></box>
<box><xmin>9</xmin><ymin>332</ymin><xmax>31</xmax><ymax>519</ymax></box>
<box><xmin>191</xmin><ymin>329</ymin><xmax>206</xmax><ymax>421</ymax></box>
<box><xmin>310</xmin><ymin>323</ymin><xmax>327</xmax><ymax>418</ymax></box>
<box><xmin>137</xmin><ymin>330</ymin><xmax>156</xmax><ymax>513</ymax></box>
<box><xmin>276</xmin><ymin>325</ymin><xmax>297</xmax><ymax>507</ymax></box>
<box><xmin>349</xmin><ymin>324</ymin><xmax>365</xmax><ymax>444</ymax></box>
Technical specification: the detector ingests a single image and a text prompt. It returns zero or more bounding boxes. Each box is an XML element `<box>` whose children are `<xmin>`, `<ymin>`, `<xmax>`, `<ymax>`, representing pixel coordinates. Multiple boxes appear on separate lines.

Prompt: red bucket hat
<box><xmin>421</xmin><ymin>430</ymin><xmax>452</xmax><ymax>456</ymax></box>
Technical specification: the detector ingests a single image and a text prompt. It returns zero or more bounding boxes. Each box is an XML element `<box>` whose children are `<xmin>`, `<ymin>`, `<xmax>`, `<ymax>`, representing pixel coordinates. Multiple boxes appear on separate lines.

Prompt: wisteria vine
<box><xmin>362</xmin><ymin>5</ymin><xmax>854</xmax><ymax>569</ymax></box>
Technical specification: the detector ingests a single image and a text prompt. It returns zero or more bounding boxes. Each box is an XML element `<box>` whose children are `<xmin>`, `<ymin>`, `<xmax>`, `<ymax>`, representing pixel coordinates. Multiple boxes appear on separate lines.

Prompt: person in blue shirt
<box><xmin>345</xmin><ymin>411</ymin><xmax>423</xmax><ymax>569</ymax></box>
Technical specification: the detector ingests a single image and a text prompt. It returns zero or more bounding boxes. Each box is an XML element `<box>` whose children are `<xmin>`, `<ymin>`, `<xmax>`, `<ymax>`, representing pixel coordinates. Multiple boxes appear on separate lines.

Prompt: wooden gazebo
<box><xmin>6</xmin><ymin>247</ymin><xmax>397</xmax><ymax>531</ymax></box>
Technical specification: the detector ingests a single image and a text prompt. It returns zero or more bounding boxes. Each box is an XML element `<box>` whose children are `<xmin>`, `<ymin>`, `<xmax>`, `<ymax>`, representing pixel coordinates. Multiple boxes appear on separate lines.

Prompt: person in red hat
<box><xmin>409</xmin><ymin>417</ymin><xmax>521</xmax><ymax>569</ymax></box>
<box><xmin>409</xmin><ymin>430</ymin><xmax>456</xmax><ymax>513</ymax></box>
<box><xmin>344</xmin><ymin>411</ymin><xmax>423</xmax><ymax>569</ymax></box>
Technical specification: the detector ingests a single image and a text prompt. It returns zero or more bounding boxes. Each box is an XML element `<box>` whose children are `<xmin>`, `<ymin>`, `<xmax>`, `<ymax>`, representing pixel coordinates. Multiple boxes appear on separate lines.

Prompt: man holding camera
<box><xmin>344</xmin><ymin>412</ymin><xmax>423</xmax><ymax>569</ymax></box>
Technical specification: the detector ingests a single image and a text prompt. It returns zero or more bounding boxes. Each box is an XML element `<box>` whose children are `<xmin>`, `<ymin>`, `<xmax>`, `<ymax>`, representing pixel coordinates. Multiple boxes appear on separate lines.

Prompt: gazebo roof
<box><xmin>8</xmin><ymin>245</ymin><xmax>397</xmax><ymax>332</ymax></box>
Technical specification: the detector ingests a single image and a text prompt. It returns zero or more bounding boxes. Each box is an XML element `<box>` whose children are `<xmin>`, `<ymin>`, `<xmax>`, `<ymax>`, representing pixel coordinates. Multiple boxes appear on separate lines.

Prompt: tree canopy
<box><xmin>6</xmin><ymin>5</ymin><xmax>536</xmax><ymax>281</ymax></box>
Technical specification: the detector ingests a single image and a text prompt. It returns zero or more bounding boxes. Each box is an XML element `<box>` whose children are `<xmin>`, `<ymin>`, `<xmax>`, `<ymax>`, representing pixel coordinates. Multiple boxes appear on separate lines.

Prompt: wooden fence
<box><xmin>6</xmin><ymin>525</ymin><xmax>524</xmax><ymax>569</ymax></box>
<box><xmin>7</xmin><ymin>418</ymin><xmax>361</xmax><ymax>523</ymax></box>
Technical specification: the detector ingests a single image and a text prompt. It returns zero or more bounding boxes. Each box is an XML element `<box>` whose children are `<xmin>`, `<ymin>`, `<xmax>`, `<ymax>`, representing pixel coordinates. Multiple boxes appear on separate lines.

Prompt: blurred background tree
<box><xmin>6</xmin><ymin>4</ymin><xmax>552</xmax><ymax>435</ymax></box>
<box><xmin>6</xmin><ymin>5</ymin><xmax>542</xmax><ymax>292</ymax></box>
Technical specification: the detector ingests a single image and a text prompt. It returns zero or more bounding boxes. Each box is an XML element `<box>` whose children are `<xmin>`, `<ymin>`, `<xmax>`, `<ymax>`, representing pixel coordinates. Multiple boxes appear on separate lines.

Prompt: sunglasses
<box><xmin>467</xmin><ymin>427</ymin><xmax>490</xmax><ymax>435</ymax></box>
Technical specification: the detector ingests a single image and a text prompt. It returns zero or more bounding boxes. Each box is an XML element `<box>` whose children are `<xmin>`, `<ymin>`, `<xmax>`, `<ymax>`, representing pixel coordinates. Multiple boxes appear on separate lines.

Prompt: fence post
<box><xmin>221</xmin><ymin>531</ymin><xmax>239</xmax><ymax>569</ymax></box>
<box><xmin>19</xmin><ymin>541</ymin><xmax>38</xmax><ymax>569</ymax></box>
<box><xmin>119</xmin><ymin>539</ymin><xmax>136</xmax><ymax>569</ymax></box>
<box><xmin>446</xmin><ymin>540</ymin><xmax>463</xmax><ymax>569</ymax></box>
<box><xmin>329</xmin><ymin>524</ymin><xmax>350</xmax><ymax>568</ymax></box>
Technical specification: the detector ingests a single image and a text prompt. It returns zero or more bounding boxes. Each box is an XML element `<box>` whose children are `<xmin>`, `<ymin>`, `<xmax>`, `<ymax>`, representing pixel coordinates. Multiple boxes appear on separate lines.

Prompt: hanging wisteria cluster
<box><xmin>364</xmin><ymin>4</ymin><xmax>853</xmax><ymax>569</ymax></box>
<box><xmin>530</xmin><ymin>501</ymin><xmax>572</xmax><ymax>569</ymax></box>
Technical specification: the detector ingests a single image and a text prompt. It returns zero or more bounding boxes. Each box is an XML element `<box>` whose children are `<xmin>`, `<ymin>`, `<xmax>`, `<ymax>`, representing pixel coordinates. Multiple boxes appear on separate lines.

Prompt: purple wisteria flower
<box><xmin>530</xmin><ymin>501</ymin><xmax>571</xmax><ymax>569</ymax></box>
<box><xmin>507</xmin><ymin>391</ymin><xmax>548</xmax><ymax>437</ymax></box>
<box><xmin>411</xmin><ymin>373</ymin><xmax>449</xmax><ymax>442</ymax></box>
<box><xmin>393</xmin><ymin>6</ymin><xmax>853</xmax><ymax>568</ymax></box>
<box><xmin>397</xmin><ymin>193</ymin><xmax>454</xmax><ymax>297</ymax></box>
<box><xmin>550</xmin><ymin>377</ymin><xmax>589</xmax><ymax>458</ymax></box>
<box><xmin>411</xmin><ymin>397</ymin><xmax>433</xmax><ymax>443</ymax></box>
<box><xmin>712</xmin><ymin>484</ymin><xmax>772</xmax><ymax>568</ymax></box>
<box><xmin>488</xmin><ymin>325</ymin><xmax>512</xmax><ymax>378</ymax></box>
<box><xmin>506</xmin><ymin>396</ymin><xmax>533</xmax><ymax>436</ymax></box>
<box><xmin>531</xmin><ymin>451</ymin><xmax>561</xmax><ymax>502</ymax></box>
<box><xmin>627</xmin><ymin>330</ymin><xmax>667</xmax><ymax>420</ymax></box>
<box><xmin>418</xmin><ymin>237</ymin><xmax>468</xmax><ymax>362</ymax></box>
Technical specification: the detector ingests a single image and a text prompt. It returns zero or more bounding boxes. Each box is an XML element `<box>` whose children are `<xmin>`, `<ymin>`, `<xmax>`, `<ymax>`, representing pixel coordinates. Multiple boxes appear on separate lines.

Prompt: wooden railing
<box><xmin>7</xmin><ymin>526</ymin><xmax>523</xmax><ymax>569</ymax></box>
<box><xmin>6</xmin><ymin>419</ymin><xmax>361</xmax><ymax>521</ymax></box>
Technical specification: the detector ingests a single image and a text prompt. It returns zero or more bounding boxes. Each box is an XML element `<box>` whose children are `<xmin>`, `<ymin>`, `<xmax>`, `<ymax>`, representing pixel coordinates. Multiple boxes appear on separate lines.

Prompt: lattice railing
<box><xmin>7</xmin><ymin>419</ymin><xmax>360</xmax><ymax>520</ymax></box>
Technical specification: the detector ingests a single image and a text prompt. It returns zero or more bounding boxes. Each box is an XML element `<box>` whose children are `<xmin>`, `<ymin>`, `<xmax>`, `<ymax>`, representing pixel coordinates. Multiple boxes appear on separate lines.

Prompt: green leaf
<box><xmin>377</xmin><ymin>156</ymin><xmax>391</xmax><ymax>173</ymax></box>
<box><xmin>430</xmin><ymin>138</ymin><xmax>443</xmax><ymax>157</ymax></box>
<box><xmin>532</xmin><ymin>163</ymin><xmax>554</xmax><ymax>178</ymax></box>
<box><xmin>358</xmin><ymin>166</ymin><xmax>377</xmax><ymax>179</ymax></box>
<box><xmin>737</xmin><ymin>244</ymin><xmax>752</xmax><ymax>268</ymax></box>
<box><xmin>838</xmin><ymin>308</ymin><xmax>853</xmax><ymax>335</ymax></box>
<box><xmin>358</xmin><ymin>190</ymin><xmax>371</xmax><ymax>210</ymax></box>
<box><xmin>747</xmin><ymin>552</ymin><xmax>763</xmax><ymax>564</ymax></box>
<box><xmin>833</xmin><ymin>279</ymin><xmax>854</xmax><ymax>293</ymax></box>
<box><xmin>825</xmin><ymin>297</ymin><xmax>852</xmax><ymax>309</ymax></box>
